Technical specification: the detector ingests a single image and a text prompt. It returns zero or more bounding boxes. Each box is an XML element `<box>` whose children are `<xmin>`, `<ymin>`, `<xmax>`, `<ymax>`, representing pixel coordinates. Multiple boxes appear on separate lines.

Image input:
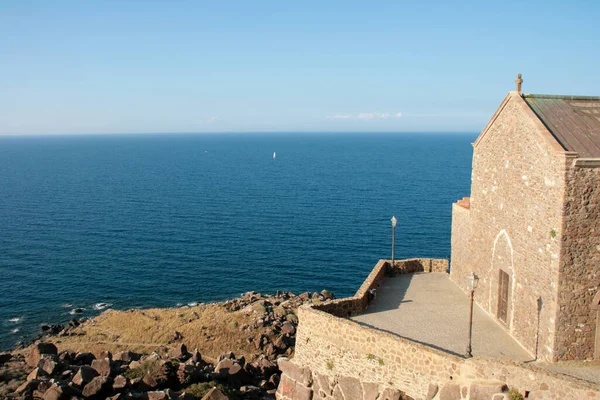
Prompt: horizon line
<box><xmin>0</xmin><ymin>131</ymin><xmax>480</xmax><ymax>137</ymax></box>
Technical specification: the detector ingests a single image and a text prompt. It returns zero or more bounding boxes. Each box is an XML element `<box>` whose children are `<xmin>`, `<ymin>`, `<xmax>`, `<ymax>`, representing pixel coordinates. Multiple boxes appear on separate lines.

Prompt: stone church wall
<box><xmin>555</xmin><ymin>161</ymin><xmax>600</xmax><ymax>360</ymax></box>
<box><xmin>449</xmin><ymin>93</ymin><xmax>570</xmax><ymax>362</ymax></box>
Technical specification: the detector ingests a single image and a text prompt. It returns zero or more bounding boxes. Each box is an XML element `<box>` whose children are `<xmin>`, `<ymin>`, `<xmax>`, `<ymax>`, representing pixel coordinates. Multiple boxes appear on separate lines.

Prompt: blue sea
<box><xmin>0</xmin><ymin>133</ymin><xmax>475</xmax><ymax>350</ymax></box>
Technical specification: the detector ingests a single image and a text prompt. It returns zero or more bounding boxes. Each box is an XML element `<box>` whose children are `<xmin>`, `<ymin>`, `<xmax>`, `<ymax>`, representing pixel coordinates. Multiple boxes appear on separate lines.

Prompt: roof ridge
<box><xmin>523</xmin><ymin>94</ymin><xmax>600</xmax><ymax>101</ymax></box>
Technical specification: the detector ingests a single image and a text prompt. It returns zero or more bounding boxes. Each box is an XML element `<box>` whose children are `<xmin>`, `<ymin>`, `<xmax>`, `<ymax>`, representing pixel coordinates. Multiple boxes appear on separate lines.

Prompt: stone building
<box><xmin>276</xmin><ymin>78</ymin><xmax>600</xmax><ymax>400</ymax></box>
<box><xmin>451</xmin><ymin>77</ymin><xmax>600</xmax><ymax>362</ymax></box>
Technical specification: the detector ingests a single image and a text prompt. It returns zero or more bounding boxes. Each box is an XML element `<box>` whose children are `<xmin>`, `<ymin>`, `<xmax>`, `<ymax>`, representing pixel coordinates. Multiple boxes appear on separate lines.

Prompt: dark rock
<box><xmin>57</xmin><ymin>350</ymin><xmax>76</xmax><ymax>363</ymax></box>
<box><xmin>214</xmin><ymin>359</ymin><xmax>237</xmax><ymax>377</ymax></box>
<box><xmin>27</xmin><ymin>367</ymin><xmax>47</xmax><ymax>381</ymax></box>
<box><xmin>72</xmin><ymin>366</ymin><xmax>99</xmax><ymax>386</ymax></box>
<box><xmin>16</xmin><ymin>379</ymin><xmax>41</xmax><ymax>395</ymax></box>
<box><xmin>218</xmin><ymin>351</ymin><xmax>235</xmax><ymax>361</ymax></box>
<box><xmin>320</xmin><ymin>290</ymin><xmax>334</xmax><ymax>300</ymax></box>
<box><xmin>191</xmin><ymin>349</ymin><xmax>202</xmax><ymax>364</ymax></box>
<box><xmin>82</xmin><ymin>375</ymin><xmax>113</xmax><ymax>398</ymax></box>
<box><xmin>273</xmin><ymin>335</ymin><xmax>290</xmax><ymax>351</ymax></box>
<box><xmin>265</xmin><ymin>343</ymin><xmax>276</xmax><ymax>357</ymax></box>
<box><xmin>90</xmin><ymin>358</ymin><xmax>112</xmax><ymax>377</ymax></box>
<box><xmin>268</xmin><ymin>373</ymin><xmax>280</xmax><ymax>388</ymax></box>
<box><xmin>171</xmin><ymin>331</ymin><xmax>184</xmax><ymax>342</ymax></box>
<box><xmin>74</xmin><ymin>352</ymin><xmax>96</xmax><ymax>365</ymax></box>
<box><xmin>148</xmin><ymin>391</ymin><xmax>168</xmax><ymax>400</ymax></box>
<box><xmin>298</xmin><ymin>292</ymin><xmax>310</xmax><ymax>300</ymax></box>
<box><xmin>201</xmin><ymin>387</ymin><xmax>229</xmax><ymax>400</ymax></box>
<box><xmin>27</xmin><ymin>342</ymin><xmax>58</xmax><ymax>367</ymax></box>
<box><xmin>0</xmin><ymin>352</ymin><xmax>12</xmax><ymax>364</ymax></box>
<box><xmin>137</xmin><ymin>373</ymin><xmax>158</xmax><ymax>392</ymax></box>
<box><xmin>170</xmin><ymin>343</ymin><xmax>189</xmax><ymax>360</ymax></box>
<box><xmin>38</xmin><ymin>355</ymin><xmax>59</xmax><ymax>375</ymax></box>
<box><xmin>42</xmin><ymin>384</ymin><xmax>67</xmax><ymax>400</ymax></box>
<box><xmin>113</xmin><ymin>375</ymin><xmax>128</xmax><ymax>391</ymax></box>
<box><xmin>114</xmin><ymin>351</ymin><xmax>141</xmax><ymax>363</ymax></box>
<box><xmin>41</xmin><ymin>383</ymin><xmax>80</xmax><ymax>400</ymax></box>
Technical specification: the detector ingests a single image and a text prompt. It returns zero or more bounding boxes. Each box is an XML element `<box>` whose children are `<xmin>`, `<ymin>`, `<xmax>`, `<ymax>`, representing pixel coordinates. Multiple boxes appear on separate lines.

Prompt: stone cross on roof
<box><xmin>515</xmin><ymin>74</ymin><xmax>523</xmax><ymax>94</ymax></box>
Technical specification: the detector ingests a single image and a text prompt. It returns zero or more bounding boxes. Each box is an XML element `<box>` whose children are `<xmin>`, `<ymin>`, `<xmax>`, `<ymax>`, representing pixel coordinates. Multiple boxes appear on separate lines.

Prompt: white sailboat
<box><xmin>273</xmin><ymin>152</ymin><xmax>276</xmax><ymax>159</ymax></box>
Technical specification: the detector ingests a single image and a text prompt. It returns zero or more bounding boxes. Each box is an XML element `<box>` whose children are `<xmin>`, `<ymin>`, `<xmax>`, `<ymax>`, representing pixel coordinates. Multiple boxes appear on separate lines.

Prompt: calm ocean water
<box><xmin>0</xmin><ymin>133</ymin><xmax>475</xmax><ymax>350</ymax></box>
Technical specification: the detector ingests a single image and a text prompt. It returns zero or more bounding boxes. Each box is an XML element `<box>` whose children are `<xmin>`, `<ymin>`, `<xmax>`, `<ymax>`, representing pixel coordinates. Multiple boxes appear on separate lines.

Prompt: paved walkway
<box><xmin>350</xmin><ymin>272</ymin><xmax>533</xmax><ymax>361</ymax></box>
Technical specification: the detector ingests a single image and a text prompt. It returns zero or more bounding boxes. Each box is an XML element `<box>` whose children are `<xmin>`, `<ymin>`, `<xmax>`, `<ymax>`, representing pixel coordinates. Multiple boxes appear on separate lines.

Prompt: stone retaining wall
<box><xmin>277</xmin><ymin>258</ymin><xmax>600</xmax><ymax>400</ymax></box>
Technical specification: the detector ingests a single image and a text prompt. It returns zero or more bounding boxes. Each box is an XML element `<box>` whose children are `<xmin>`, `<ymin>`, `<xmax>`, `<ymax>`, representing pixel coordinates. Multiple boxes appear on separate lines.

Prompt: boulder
<box><xmin>91</xmin><ymin>358</ymin><xmax>112</xmax><ymax>377</ymax></box>
<box><xmin>81</xmin><ymin>376</ymin><xmax>113</xmax><ymax>398</ymax></box>
<box><xmin>0</xmin><ymin>352</ymin><xmax>12</xmax><ymax>364</ymax></box>
<box><xmin>114</xmin><ymin>351</ymin><xmax>141</xmax><ymax>363</ymax></box>
<box><xmin>58</xmin><ymin>350</ymin><xmax>76</xmax><ymax>363</ymax></box>
<box><xmin>38</xmin><ymin>356</ymin><xmax>59</xmax><ymax>375</ymax></box>
<box><xmin>201</xmin><ymin>387</ymin><xmax>229</xmax><ymax>400</ymax></box>
<box><xmin>218</xmin><ymin>351</ymin><xmax>235</xmax><ymax>361</ymax></box>
<box><xmin>170</xmin><ymin>343</ymin><xmax>189</xmax><ymax>360</ymax></box>
<box><xmin>280</xmin><ymin>321</ymin><xmax>296</xmax><ymax>335</ymax></box>
<box><xmin>72</xmin><ymin>366</ymin><xmax>99</xmax><ymax>386</ymax></box>
<box><xmin>41</xmin><ymin>383</ymin><xmax>75</xmax><ymax>400</ymax></box>
<box><xmin>16</xmin><ymin>380</ymin><xmax>41</xmax><ymax>395</ymax></box>
<box><xmin>191</xmin><ymin>349</ymin><xmax>202</xmax><ymax>364</ymax></box>
<box><xmin>74</xmin><ymin>352</ymin><xmax>96</xmax><ymax>365</ymax></box>
<box><xmin>113</xmin><ymin>375</ymin><xmax>128</xmax><ymax>391</ymax></box>
<box><xmin>27</xmin><ymin>367</ymin><xmax>47</xmax><ymax>381</ymax></box>
<box><xmin>137</xmin><ymin>373</ymin><xmax>158</xmax><ymax>392</ymax></box>
<box><xmin>27</xmin><ymin>342</ymin><xmax>58</xmax><ymax>367</ymax></box>
<box><xmin>214</xmin><ymin>358</ymin><xmax>237</xmax><ymax>377</ymax></box>
<box><xmin>320</xmin><ymin>290</ymin><xmax>334</xmax><ymax>300</ymax></box>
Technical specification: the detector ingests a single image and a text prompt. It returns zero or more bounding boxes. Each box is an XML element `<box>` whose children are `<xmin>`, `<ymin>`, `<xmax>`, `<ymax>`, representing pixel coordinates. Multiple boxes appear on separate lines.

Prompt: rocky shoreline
<box><xmin>0</xmin><ymin>289</ymin><xmax>335</xmax><ymax>400</ymax></box>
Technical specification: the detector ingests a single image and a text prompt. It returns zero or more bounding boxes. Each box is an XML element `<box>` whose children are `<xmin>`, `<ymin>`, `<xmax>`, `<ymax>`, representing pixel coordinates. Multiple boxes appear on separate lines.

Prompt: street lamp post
<box><xmin>465</xmin><ymin>271</ymin><xmax>479</xmax><ymax>358</ymax></box>
<box><xmin>391</xmin><ymin>216</ymin><xmax>397</xmax><ymax>268</ymax></box>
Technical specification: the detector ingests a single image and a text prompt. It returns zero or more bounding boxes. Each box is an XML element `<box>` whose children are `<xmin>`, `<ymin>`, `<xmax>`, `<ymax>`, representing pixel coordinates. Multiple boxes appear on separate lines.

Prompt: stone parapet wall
<box><xmin>288</xmin><ymin>305</ymin><xmax>461</xmax><ymax>400</ymax></box>
<box><xmin>277</xmin><ymin>301</ymin><xmax>600</xmax><ymax>400</ymax></box>
<box><xmin>314</xmin><ymin>259</ymin><xmax>448</xmax><ymax>318</ymax></box>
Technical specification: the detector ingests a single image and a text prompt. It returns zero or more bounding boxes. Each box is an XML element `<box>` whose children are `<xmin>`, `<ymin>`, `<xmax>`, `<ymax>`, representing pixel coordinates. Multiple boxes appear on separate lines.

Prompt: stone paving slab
<box><xmin>350</xmin><ymin>272</ymin><xmax>533</xmax><ymax>361</ymax></box>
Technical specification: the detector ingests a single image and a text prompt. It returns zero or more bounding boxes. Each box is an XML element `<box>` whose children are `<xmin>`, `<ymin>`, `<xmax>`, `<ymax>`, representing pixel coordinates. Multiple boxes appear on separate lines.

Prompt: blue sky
<box><xmin>1</xmin><ymin>1</ymin><xmax>599</xmax><ymax>135</ymax></box>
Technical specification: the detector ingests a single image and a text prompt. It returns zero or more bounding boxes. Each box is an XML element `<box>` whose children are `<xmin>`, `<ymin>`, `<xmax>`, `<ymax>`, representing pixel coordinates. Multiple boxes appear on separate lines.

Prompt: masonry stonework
<box><xmin>277</xmin><ymin>260</ymin><xmax>600</xmax><ymax>400</ymax></box>
<box><xmin>450</xmin><ymin>93</ymin><xmax>598</xmax><ymax>361</ymax></box>
<box><xmin>555</xmin><ymin>162</ymin><xmax>600</xmax><ymax>360</ymax></box>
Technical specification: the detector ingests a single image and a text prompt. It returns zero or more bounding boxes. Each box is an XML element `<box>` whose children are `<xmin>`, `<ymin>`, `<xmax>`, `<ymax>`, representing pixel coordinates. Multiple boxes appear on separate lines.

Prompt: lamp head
<box><xmin>466</xmin><ymin>271</ymin><xmax>479</xmax><ymax>291</ymax></box>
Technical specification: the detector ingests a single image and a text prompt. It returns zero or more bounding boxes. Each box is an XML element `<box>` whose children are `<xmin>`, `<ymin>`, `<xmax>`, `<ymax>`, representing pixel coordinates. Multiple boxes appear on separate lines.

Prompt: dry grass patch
<box><xmin>51</xmin><ymin>302</ymin><xmax>266</xmax><ymax>361</ymax></box>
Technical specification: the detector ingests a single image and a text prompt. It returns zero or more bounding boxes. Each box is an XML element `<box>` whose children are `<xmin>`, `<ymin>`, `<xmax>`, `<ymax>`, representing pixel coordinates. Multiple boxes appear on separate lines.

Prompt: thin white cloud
<box><xmin>327</xmin><ymin>112</ymin><xmax>402</xmax><ymax>121</ymax></box>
